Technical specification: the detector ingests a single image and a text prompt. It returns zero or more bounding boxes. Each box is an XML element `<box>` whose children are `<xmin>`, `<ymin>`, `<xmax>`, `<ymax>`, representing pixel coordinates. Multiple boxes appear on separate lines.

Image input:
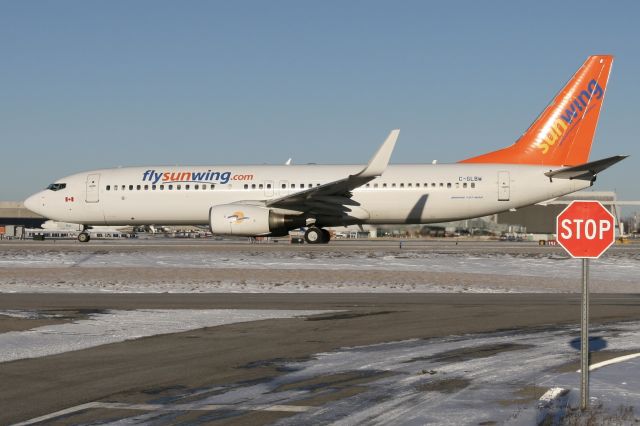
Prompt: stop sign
<box><xmin>556</xmin><ymin>201</ymin><xmax>616</xmax><ymax>258</ymax></box>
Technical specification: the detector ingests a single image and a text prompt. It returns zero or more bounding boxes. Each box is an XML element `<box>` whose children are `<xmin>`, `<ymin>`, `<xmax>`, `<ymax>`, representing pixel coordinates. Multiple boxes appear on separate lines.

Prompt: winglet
<box><xmin>355</xmin><ymin>129</ymin><xmax>399</xmax><ymax>178</ymax></box>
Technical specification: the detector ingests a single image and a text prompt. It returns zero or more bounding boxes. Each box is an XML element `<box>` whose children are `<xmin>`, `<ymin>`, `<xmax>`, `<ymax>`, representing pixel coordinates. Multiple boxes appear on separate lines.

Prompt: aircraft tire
<box><xmin>304</xmin><ymin>227</ymin><xmax>324</xmax><ymax>244</ymax></box>
<box><xmin>321</xmin><ymin>229</ymin><xmax>331</xmax><ymax>244</ymax></box>
<box><xmin>78</xmin><ymin>233</ymin><xmax>91</xmax><ymax>243</ymax></box>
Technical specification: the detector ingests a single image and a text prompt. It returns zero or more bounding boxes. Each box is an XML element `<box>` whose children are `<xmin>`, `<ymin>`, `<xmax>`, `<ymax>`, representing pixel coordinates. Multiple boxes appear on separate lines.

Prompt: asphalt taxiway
<box><xmin>1</xmin><ymin>240</ymin><xmax>639</xmax><ymax>424</ymax></box>
<box><xmin>2</xmin><ymin>293</ymin><xmax>640</xmax><ymax>424</ymax></box>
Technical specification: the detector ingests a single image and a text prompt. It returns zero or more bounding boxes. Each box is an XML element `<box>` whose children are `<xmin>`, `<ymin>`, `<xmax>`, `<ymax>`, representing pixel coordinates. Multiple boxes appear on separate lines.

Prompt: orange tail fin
<box><xmin>460</xmin><ymin>55</ymin><xmax>613</xmax><ymax>166</ymax></box>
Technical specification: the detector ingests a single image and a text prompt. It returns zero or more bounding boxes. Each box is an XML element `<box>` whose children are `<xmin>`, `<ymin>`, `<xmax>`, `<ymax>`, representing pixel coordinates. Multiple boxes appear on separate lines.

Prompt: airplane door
<box><xmin>86</xmin><ymin>173</ymin><xmax>101</xmax><ymax>203</ymax></box>
<box><xmin>264</xmin><ymin>180</ymin><xmax>274</xmax><ymax>197</ymax></box>
<box><xmin>498</xmin><ymin>171</ymin><xmax>510</xmax><ymax>201</ymax></box>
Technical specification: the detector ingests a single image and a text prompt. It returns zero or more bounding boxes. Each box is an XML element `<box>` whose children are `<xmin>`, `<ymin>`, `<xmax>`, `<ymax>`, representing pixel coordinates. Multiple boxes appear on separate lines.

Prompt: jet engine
<box><xmin>209</xmin><ymin>204</ymin><xmax>305</xmax><ymax>237</ymax></box>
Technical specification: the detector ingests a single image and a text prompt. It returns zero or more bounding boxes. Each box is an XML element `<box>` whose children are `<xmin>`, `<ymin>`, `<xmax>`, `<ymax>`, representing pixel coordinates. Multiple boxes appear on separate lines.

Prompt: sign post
<box><xmin>580</xmin><ymin>257</ymin><xmax>589</xmax><ymax>409</ymax></box>
<box><xmin>556</xmin><ymin>201</ymin><xmax>616</xmax><ymax>410</ymax></box>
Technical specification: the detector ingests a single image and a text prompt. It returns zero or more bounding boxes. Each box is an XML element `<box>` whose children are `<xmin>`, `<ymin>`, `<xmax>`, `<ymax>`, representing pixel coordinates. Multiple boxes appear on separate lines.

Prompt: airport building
<box><xmin>496</xmin><ymin>191</ymin><xmax>621</xmax><ymax>234</ymax></box>
<box><xmin>0</xmin><ymin>201</ymin><xmax>45</xmax><ymax>238</ymax></box>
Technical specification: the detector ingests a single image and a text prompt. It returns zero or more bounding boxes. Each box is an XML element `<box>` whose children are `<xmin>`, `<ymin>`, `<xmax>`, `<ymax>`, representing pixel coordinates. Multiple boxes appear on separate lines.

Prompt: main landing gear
<box><xmin>304</xmin><ymin>227</ymin><xmax>331</xmax><ymax>244</ymax></box>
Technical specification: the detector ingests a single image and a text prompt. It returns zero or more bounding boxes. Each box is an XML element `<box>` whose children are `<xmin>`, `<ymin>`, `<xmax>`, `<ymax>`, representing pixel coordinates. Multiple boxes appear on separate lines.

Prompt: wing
<box><xmin>265</xmin><ymin>129</ymin><xmax>399</xmax><ymax>217</ymax></box>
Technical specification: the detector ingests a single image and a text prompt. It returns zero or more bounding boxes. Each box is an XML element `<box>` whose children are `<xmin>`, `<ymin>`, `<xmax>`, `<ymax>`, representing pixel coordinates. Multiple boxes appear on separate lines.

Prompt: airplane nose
<box><xmin>24</xmin><ymin>193</ymin><xmax>44</xmax><ymax>215</ymax></box>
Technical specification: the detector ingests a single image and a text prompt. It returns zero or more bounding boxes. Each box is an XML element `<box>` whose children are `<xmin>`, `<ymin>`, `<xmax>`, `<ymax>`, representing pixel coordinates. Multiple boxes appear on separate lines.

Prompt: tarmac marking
<box><xmin>13</xmin><ymin>401</ymin><xmax>313</xmax><ymax>425</ymax></box>
<box><xmin>577</xmin><ymin>352</ymin><xmax>640</xmax><ymax>372</ymax></box>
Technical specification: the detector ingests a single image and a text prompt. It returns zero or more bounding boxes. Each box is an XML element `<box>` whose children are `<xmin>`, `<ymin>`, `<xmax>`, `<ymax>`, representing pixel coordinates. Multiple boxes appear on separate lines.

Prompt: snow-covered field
<box><xmin>0</xmin><ymin>247</ymin><xmax>640</xmax><ymax>293</ymax></box>
<box><xmin>1</xmin><ymin>247</ymin><xmax>639</xmax><ymax>293</ymax></box>
<box><xmin>1</xmin><ymin>248</ymin><xmax>639</xmax><ymax>280</ymax></box>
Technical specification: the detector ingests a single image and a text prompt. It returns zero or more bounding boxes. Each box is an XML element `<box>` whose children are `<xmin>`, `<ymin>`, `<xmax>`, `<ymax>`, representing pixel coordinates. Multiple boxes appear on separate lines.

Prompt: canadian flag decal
<box><xmin>65</xmin><ymin>196</ymin><xmax>75</xmax><ymax>202</ymax></box>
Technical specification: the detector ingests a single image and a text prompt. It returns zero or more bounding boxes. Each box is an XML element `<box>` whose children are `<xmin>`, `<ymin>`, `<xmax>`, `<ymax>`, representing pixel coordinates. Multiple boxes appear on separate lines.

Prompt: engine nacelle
<box><xmin>209</xmin><ymin>204</ymin><xmax>305</xmax><ymax>237</ymax></box>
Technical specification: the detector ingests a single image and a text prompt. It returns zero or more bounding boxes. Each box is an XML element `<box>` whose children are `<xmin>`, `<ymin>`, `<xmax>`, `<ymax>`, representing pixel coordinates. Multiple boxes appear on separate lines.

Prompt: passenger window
<box><xmin>408</xmin><ymin>183</ymin><xmax>412</xmax><ymax>187</ymax></box>
<box><xmin>291</xmin><ymin>184</ymin><xmax>296</xmax><ymax>188</ymax></box>
<box><xmin>471</xmin><ymin>182</ymin><xmax>476</xmax><ymax>188</ymax></box>
<box><xmin>400</xmin><ymin>183</ymin><xmax>405</xmax><ymax>188</ymax></box>
<box><xmin>300</xmin><ymin>184</ymin><xmax>305</xmax><ymax>189</ymax></box>
<box><xmin>160</xmin><ymin>185</ymin><xmax>165</xmax><ymax>190</ymax></box>
<box><xmin>392</xmin><ymin>183</ymin><xmax>396</xmax><ymax>188</ymax></box>
<box><xmin>168</xmin><ymin>185</ymin><xmax>173</xmax><ymax>190</ymax></box>
<box><xmin>383</xmin><ymin>183</ymin><xmax>387</xmax><ymax>188</ymax></box>
<box><xmin>195</xmin><ymin>184</ymin><xmax>199</xmax><ymax>190</ymax></box>
<box><xmin>455</xmin><ymin>183</ymin><xmax>459</xmax><ymax>188</ymax></box>
<box><xmin>439</xmin><ymin>183</ymin><xmax>443</xmax><ymax>187</ymax></box>
<box><xmin>114</xmin><ymin>186</ymin><xmax>118</xmax><ymax>191</ymax></box>
<box><xmin>366</xmin><ymin>184</ymin><xmax>370</xmax><ymax>188</ymax></box>
<box><xmin>259</xmin><ymin>184</ymin><xmax>263</xmax><ymax>189</ymax></box>
<box><xmin>106</xmin><ymin>185</ymin><xmax>110</xmax><ymax>191</ymax></box>
<box><xmin>374</xmin><ymin>183</ymin><xmax>378</xmax><ymax>188</ymax></box>
<box><xmin>136</xmin><ymin>185</ymin><xmax>141</xmax><ymax>190</ymax></box>
<box><xmin>251</xmin><ymin>184</ymin><xmax>256</xmax><ymax>189</ymax></box>
<box><xmin>447</xmin><ymin>183</ymin><xmax>451</xmax><ymax>188</ymax></box>
<box><xmin>185</xmin><ymin>184</ymin><xmax>189</xmax><ymax>190</ymax></box>
<box><xmin>121</xmin><ymin>185</ymin><xmax>125</xmax><ymax>191</ymax></box>
<box><xmin>177</xmin><ymin>184</ymin><xmax>181</xmax><ymax>190</ymax></box>
<box><xmin>144</xmin><ymin>185</ymin><xmax>149</xmax><ymax>190</ymax></box>
<box><xmin>244</xmin><ymin>184</ymin><xmax>249</xmax><ymax>189</ymax></box>
<box><xmin>152</xmin><ymin>185</ymin><xmax>156</xmax><ymax>190</ymax></box>
<box><xmin>129</xmin><ymin>185</ymin><xmax>134</xmax><ymax>190</ymax></box>
<box><xmin>463</xmin><ymin>182</ymin><xmax>468</xmax><ymax>188</ymax></box>
<box><xmin>431</xmin><ymin>183</ymin><xmax>436</xmax><ymax>187</ymax></box>
<box><xmin>210</xmin><ymin>184</ymin><xmax>215</xmax><ymax>190</ymax></box>
<box><xmin>267</xmin><ymin>184</ymin><xmax>272</xmax><ymax>189</ymax></box>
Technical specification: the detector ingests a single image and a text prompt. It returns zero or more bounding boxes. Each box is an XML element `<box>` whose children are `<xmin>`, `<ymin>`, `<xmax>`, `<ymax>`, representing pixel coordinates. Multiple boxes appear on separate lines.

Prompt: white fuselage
<box><xmin>25</xmin><ymin>163</ymin><xmax>591</xmax><ymax>227</ymax></box>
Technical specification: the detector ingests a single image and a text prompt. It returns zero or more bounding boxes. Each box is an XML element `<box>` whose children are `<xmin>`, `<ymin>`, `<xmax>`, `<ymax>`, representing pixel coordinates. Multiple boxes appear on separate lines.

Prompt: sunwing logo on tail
<box><xmin>537</xmin><ymin>79</ymin><xmax>604</xmax><ymax>155</ymax></box>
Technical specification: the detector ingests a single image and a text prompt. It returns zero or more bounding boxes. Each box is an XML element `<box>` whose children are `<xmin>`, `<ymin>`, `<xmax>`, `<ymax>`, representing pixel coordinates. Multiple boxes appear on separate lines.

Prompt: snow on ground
<box><xmin>1</xmin><ymin>249</ymin><xmax>639</xmax><ymax>282</ymax></box>
<box><xmin>0</xmin><ymin>277</ymin><xmax>536</xmax><ymax>294</ymax></box>
<box><xmin>1</xmin><ymin>248</ymin><xmax>638</xmax><ymax>293</ymax></box>
<box><xmin>0</xmin><ymin>309</ymin><xmax>330</xmax><ymax>363</ymax></box>
<box><xmin>92</xmin><ymin>321</ymin><xmax>640</xmax><ymax>425</ymax></box>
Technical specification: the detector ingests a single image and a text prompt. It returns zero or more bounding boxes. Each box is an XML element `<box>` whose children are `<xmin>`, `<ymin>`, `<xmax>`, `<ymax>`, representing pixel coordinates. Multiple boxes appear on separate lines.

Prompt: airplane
<box><xmin>24</xmin><ymin>55</ymin><xmax>626</xmax><ymax>244</ymax></box>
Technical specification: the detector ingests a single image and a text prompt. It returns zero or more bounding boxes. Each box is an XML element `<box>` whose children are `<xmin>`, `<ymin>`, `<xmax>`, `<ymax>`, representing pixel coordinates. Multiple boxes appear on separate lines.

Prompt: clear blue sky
<box><xmin>2</xmin><ymin>1</ymin><xmax>639</xmax><ymax>210</ymax></box>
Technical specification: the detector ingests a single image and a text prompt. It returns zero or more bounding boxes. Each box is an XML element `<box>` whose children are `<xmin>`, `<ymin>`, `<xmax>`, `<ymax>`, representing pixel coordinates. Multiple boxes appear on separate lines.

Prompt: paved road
<box><xmin>2</xmin><ymin>293</ymin><xmax>640</xmax><ymax>425</ymax></box>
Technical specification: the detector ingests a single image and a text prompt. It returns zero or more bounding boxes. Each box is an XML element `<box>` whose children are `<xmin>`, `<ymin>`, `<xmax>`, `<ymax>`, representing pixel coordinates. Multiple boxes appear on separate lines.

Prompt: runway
<box><xmin>1</xmin><ymin>240</ymin><xmax>639</xmax><ymax>424</ymax></box>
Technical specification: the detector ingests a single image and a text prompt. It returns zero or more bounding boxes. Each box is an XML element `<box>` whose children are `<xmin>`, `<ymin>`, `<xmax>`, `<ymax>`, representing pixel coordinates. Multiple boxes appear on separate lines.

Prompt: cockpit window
<box><xmin>46</xmin><ymin>183</ymin><xmax>66</xmax><ymax>191</ymax></box>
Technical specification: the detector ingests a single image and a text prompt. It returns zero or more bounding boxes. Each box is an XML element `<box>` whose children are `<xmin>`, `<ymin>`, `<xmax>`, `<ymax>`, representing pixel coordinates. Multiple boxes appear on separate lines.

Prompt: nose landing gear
<box><xmin>304</xmin><ymin>227</ymin><xmax>331</xmax><ymax>244</ymax></box>
<box><xmin>78</xmin><ymin>225</ymin><xmax>91</xmax><ymax>243</ymax></box>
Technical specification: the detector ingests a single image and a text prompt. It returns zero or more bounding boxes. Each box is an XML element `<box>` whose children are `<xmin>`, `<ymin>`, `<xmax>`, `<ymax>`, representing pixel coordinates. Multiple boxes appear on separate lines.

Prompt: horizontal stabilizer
<box><xmin>544</xmin><ymin>155</ymin><xmax>627</xmax><ymax>180</ymax></box>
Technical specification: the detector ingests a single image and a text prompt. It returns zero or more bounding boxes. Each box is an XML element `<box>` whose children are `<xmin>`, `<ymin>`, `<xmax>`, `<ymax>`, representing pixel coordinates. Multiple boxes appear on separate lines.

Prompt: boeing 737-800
<box><xmin>25</xmin><ymin>55</ymin><xmax>625</xmax><ymax>243</ymax></box>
